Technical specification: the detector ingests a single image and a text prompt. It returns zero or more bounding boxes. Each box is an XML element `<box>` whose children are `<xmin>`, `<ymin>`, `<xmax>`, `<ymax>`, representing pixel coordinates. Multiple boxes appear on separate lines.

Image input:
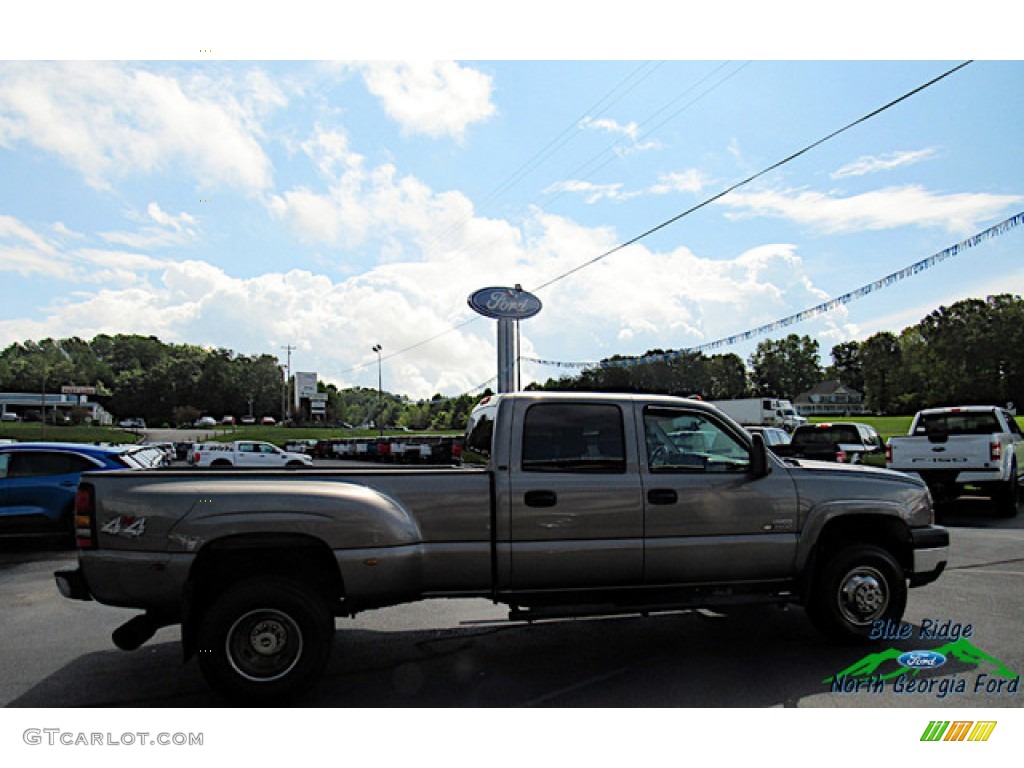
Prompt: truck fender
<box><xmin>796</xmin><ymin>501</ymin><xmax>913</xmax><ymax>591</ymax></box>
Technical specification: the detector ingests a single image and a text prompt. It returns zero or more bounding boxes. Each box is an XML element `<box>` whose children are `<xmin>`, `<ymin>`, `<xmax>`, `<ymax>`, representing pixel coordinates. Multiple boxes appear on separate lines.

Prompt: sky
<box><xmin>2</xmin><ymin>6</ymin><xmax>1023</xmax><ymax>401</ymax></box>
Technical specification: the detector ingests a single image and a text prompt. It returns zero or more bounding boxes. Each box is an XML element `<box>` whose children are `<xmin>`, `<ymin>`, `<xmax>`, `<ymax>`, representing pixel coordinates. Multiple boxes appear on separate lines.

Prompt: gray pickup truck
<box><xmin>56</xmin><ymin>392</ymin><xmax>949</xmax><ymax>702</ymax></box>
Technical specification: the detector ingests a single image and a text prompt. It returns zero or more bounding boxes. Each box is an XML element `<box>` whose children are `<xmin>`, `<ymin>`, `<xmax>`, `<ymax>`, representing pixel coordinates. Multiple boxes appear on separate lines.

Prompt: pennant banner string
<box><xmin>523</xmin><ymin>211</ymin><xmax>1024</xmax><ymax>370</ymax></box>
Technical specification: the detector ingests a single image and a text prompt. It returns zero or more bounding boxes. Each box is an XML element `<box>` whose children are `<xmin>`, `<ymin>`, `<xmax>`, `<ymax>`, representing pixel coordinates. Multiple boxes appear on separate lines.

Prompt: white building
<box><xmin>0</xmin><ymin>391</ymin><xmax>113</xmax><ymax>425</ymax></box>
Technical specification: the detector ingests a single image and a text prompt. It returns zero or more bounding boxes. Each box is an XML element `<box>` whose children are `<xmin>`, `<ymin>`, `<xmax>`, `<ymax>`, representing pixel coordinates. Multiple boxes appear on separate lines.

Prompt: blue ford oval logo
<box><xmin>897</xmin><ymin>650</ymin><xmax>947</xmax><ymax>669</ymax></box>
<box><xmin>468</xmin><ymin>286</ymin><xmax>542</xmax><ymax>320</ymax></box>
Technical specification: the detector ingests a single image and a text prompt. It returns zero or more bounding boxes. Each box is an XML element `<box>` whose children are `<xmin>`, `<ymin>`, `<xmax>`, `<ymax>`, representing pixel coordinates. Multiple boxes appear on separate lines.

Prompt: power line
<box><xmin>531</xmin><ymin>60</ymin><xmax>973</xmax><ymax>293</ymax></box>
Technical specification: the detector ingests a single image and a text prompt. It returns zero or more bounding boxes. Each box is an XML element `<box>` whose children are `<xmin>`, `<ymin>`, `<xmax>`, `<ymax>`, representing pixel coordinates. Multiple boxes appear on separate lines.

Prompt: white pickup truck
<box><xmin>189</xmin><ymin>440</ymin><xmax>313</xmax><ymax>469</ymax></box>
<box><xmin>886</xmin><ymin>406</ymin><xmax>1023</xmax><ymax>516</ymax></box>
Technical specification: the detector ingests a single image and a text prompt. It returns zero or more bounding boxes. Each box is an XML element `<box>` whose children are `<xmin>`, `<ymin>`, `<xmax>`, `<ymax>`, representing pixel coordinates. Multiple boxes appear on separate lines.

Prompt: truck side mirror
<box><xmin>749</xmin><ymin>433</ymin><xmax>771</xmax><ymax>477</ymax></box>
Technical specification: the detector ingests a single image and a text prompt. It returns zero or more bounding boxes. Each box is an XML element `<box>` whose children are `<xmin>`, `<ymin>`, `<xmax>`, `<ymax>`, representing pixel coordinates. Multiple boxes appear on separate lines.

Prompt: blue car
<box><xmin>0</xmin><ymin>442</ymin><xmax>161</xmax><ymax>539</ymax></box>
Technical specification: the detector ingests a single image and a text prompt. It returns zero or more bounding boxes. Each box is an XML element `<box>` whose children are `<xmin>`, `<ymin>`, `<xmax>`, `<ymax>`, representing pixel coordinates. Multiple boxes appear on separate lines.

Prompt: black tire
<box><xmin>197</xmin><ymin>577</ymin><xmax>334</xmax><ymax>704</ymax></box>
<box><xmin>807</xmin><ymin>544</ymin><xmax>907</xmax><ymax>643</ymax></box>
<box><xmin>993</xmin><ymin>465</ymin><xmax>1019</xmax><ymax>518</ymax></box>
<box><xmin>210</xmin><ymin>459</ymin><xmax>232</xmax><ymax>468</ymax></box>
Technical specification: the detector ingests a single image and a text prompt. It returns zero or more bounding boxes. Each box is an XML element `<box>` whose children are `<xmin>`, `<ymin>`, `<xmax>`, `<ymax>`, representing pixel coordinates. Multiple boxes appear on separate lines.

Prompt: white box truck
<box><xmin>709</xmin><ymin>397</ymin><xmax>807</xmax><ymax>431</ymax></box>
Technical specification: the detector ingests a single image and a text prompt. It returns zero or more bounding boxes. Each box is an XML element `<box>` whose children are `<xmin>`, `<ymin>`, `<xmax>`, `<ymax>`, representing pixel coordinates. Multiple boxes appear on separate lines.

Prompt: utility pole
<box><xmin>281</xmin><ymin>344</ymin><xmax>295</xmax><ymax>421</ymax></box>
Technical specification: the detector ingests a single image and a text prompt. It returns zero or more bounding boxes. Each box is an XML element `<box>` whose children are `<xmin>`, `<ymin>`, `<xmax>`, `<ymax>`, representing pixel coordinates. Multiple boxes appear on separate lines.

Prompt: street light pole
<box><xmin>372</xmin><ymin>344</ymin><xmax>383</xmax><ymax>436</ymax></box>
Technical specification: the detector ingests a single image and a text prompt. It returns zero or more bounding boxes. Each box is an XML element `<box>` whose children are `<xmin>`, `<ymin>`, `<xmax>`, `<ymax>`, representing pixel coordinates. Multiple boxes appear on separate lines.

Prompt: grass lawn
<box><xmin>0</xmin><ymin>422</ymin><xmax>138</xmax><ymax>444</ymax></box>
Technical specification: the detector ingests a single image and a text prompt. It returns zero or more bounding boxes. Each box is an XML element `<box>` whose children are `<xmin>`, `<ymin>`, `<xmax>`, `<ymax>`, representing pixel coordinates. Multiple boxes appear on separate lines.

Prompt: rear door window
<box><xmin>522</xmin><ymin>403</ymin><xmax>626</xmax><ymax>473</ymax></box>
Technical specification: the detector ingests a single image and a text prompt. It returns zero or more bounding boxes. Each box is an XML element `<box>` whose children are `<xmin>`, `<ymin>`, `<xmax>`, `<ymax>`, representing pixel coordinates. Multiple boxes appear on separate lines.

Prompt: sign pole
<box><xmin>497</xmin><ymin>318</ymin><xmax>515</xmax><ymax>393</ymax></box>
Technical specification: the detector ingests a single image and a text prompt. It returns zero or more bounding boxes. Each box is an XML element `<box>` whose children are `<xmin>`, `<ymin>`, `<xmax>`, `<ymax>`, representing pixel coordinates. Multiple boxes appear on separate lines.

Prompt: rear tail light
<box><xmin>836</xmin><ymin>449</ymin><xmax>848</xmax><ymax>463</ymax></box>
<box><xmin>75</xmin><ymin>483</ymin><xmax>97</xmax><ymax>549</ymax></box>
<box><xmin>990</xmin><ymin>439</ymin><xmax>1002</xmax><ymax>462</ymax></box>
<box><xmin>886</xmin><ymin>443</ymin><xmax>892</xmax><ymax>463</ymax></box>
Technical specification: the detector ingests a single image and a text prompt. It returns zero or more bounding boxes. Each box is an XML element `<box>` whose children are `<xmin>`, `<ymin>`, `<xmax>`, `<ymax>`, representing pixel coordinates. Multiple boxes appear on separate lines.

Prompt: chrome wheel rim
<box><xmin>226</xmin><ymin>609</ymin><xmax>303</xmax><ymax>682</ymax></box>
<box><xmin>837</xmin><ymin>566</ymin><xmax>888</xmax><ymax>625</ymax></box>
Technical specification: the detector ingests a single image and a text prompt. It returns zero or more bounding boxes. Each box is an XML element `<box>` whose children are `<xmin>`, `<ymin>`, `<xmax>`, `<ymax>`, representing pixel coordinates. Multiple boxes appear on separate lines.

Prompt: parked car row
<box><xmin>317</xmin><ymin>435</ymin><xmax>463</xmax><ymax>464</ymax></box>
<box><xmin>114</xmin><ymin>415</ymin><xmax>278</xmax><ymax>430</ymax></box>
<box><xmin>197</xmin><ymin>415</ymin><xmax>275</xmax><ymax>427</ymax></box>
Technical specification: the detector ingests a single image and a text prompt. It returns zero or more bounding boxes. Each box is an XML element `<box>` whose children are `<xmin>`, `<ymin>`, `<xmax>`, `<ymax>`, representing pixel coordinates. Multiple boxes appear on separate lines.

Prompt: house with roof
<box><xmin>794</xmin><ymin>380</ymin><xmax>866</xmax><ymax>417</ymax></box>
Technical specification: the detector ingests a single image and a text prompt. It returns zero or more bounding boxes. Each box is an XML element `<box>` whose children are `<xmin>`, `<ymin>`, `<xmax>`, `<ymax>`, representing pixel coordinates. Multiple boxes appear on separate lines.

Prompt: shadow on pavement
<box><xmin>9</xmin><ymin>605</ymin><xmax>1002</xmax><ymax>708</ymax></box>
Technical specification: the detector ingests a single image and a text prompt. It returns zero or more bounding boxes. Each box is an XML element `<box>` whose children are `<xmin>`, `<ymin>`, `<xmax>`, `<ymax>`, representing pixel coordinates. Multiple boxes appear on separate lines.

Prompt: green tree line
<box><xmin>0</xmin><ymin>333</ymin><xmax>484</xmax><ymax>430</ymax></box>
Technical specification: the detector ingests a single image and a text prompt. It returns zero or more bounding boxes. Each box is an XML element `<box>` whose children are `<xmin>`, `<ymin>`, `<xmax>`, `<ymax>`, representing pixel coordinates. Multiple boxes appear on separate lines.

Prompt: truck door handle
<box><xmin>647</xmin><ymin>488</ymin><xmax>678</xmax><ymax>505</ymax></box>
<box><xmin>524</xmin><ymin>490</ymin><xmax>558</xmax><ymax>508</ymax></box>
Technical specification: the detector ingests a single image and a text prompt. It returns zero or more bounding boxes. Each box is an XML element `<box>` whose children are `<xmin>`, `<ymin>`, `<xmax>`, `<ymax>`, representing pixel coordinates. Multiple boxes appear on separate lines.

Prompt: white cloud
<box><xmin>0</xmin><ymin>62</ymin><xmax>277</xmax><ymax>192</ymax></box>
<box><xmin>579</xmin><ymin>116</ymin><xmax>661</xmax><ymax>155</ymax></box>
<box><xmin>831</xmin><ymin>148</ymin><xmax>938</xmax><ymax>179</ymax></box>
<box><xmin>100</xmin><ymin>203</ymin><xmax>201</xmax><ymax>249</ymax></box>
<box><xmin>145</xmin><ymin>202</ymin><xmax>197</xmax><ymax>232</ymax></box>
<box><xmin>546</xmin><ymin>169</ymin><xmax>706</xmax><ymax>205</ymax></box>
<box><xmin>357</xmin><ymin>61</ymin><xmax>496</xmax><ymax>140</ymax></box>
<box><xmin>0</xmin><ymin>214</ymin><xmax>73</xmax><ymax>279</ymax></box>
<box><xmin>0</xmin><ymin>214</ymin><xmax>171</xmax><ymax>284</ymax></box>
<box><xmin>543</xmin><ymin>180</ymin><xmax>637</xmax><ymax>204</ymax></box>
<box><xmin>270</xmin><ymin>130</ymin><xmax>522</xmax><ymax>268</ymax></box>
<box><xmin>718</xmin><ymin>185</ymin><xmax>1024</xmax><ymax>235</ymax></box>
<box><xmin>649</xmin><ymin>169</ymin><xmax>707</xmax><ymax>195</ymax></box>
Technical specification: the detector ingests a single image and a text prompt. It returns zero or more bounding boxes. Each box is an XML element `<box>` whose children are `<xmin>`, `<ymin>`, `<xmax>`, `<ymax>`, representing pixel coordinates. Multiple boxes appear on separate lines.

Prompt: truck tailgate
<box><xmin>888</xmin><ymin>434</ymin><xmax>993</xmax><ymax>471</ymax></box>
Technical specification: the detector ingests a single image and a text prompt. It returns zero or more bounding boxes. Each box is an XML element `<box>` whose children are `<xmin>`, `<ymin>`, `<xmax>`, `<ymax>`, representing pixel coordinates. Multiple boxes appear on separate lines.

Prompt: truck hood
<box><xmin>781</xmin><ymin>457</ymin><xmax>923</xmax><ymax>486</ymax></box>
<box><xmin>779</xmin><ymin>458</ymin><xmax>933</xmax><ymax>528</ymax></box>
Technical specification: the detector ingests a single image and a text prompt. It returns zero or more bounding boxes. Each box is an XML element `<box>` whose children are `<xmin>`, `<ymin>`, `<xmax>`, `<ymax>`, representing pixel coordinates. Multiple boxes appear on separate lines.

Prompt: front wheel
<box><xmin>197</xmin><ymin>578</ymin><xmax>334</xmax><ymax>703</ymax></box>
<box><xmin>807</xmin><ymin>544</ymin><xmax>907</xmax><ymax>643</ymax></box>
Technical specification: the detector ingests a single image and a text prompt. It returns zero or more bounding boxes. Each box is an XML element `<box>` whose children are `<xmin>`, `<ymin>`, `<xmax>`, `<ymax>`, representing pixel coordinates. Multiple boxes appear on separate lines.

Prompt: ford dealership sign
<box><xmin>468</xmin><ymin>286</ymin><xmax>542</xmax><ymax>320</ymax></box>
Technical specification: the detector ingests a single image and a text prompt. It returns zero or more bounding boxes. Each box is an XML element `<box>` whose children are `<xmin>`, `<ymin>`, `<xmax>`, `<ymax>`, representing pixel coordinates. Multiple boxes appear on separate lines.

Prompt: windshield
<box><xmin>915</xmin><ymin>411</ymin><xmax>1001</xmax><ymax>436</ymax></box>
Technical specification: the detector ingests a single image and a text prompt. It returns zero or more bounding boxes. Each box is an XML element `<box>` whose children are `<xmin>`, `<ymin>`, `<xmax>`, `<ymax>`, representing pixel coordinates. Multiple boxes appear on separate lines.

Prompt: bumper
<box><xmin>55</xmin><ymin>567</ymin><xmax>93</xmax><ymax>601</ymax></box>
<box><xmin>908</xmin><ymin>525</ymin><xmax>949</xmax><ymax>587</ymax></box>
